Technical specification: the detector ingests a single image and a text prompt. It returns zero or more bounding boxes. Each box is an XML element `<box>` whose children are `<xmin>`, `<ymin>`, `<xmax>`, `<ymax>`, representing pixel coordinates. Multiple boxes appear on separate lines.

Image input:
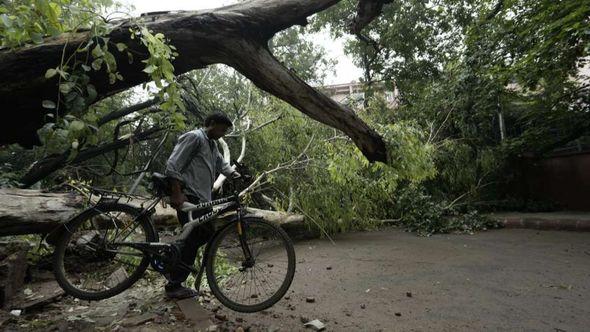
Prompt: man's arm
<box><xmin>165</xmin><ymin>132</ymin><xmax>200</xmax><ymax>208</ymax></box>
<box><xmin>215</xmin><ymin>149</ymin><xmax>238</xmax><ymax>178</ymax></box>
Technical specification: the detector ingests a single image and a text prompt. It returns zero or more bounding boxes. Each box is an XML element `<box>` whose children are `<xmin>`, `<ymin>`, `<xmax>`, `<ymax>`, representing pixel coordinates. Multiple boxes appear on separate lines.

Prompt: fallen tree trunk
<box><xmin>0</xmin><ymin>189</ymin><xmax>305</xmax><ymax>237</ymax></box>
<box><xmin>0</xmin><ymin>189</ymin><xmax>85</xmax><ymax>236</ymax></box>
<box><xmin>0</xmin><ymin>0</ymin><xmax>387</xmax><ymax>163</ymax></box>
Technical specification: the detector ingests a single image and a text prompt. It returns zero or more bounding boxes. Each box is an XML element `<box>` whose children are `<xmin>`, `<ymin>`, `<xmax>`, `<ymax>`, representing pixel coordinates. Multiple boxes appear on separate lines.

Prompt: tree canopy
<box><xmin>0</xmin><ymin>0</ymin><xmax>588</xmax><ymax>235</ymax></box>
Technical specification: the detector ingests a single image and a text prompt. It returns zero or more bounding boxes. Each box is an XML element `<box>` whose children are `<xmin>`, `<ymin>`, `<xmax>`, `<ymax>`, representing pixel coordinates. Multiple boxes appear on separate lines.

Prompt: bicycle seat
<box><xmin>151</xmin><ymin>172</ymin><xmax>171</xmax><ymax>196</ymax></box>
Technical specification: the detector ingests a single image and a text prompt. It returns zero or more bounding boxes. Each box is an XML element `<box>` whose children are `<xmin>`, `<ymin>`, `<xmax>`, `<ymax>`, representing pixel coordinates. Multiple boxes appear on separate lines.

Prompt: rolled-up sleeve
<box><xmin>216</xmin><ymin>150</ymin><xmax>234</xmax><ymax>177</ymax></box>
<box><xmin>165</xmin><ymin>132</ymin><xmax>199</xmax><ymax>182</ymax></box>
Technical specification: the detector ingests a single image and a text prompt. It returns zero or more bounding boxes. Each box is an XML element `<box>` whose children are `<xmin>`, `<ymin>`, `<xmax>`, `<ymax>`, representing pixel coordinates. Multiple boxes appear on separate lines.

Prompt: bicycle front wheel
<box><xmin>206</xmin><ymin>217</ymin><xmax>296</xmax><ymax>312</ymax></box>
<box><xmin>53</xmin><ymin>202</ymin><xmax>157</xmax><ymax>301</ymax></box>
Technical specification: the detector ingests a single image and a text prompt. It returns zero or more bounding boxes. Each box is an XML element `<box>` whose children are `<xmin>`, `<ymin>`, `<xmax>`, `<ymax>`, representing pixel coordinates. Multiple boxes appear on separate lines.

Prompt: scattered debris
<box><xmin>176</xmin><ymin>297</ymin><xmax>210</xmax><ymax>330</ymax></box>
<box><xmin>9</xmin><ymin>280</ymin><xmax>65</xmax><ymax>313</ymax></box>
<box><xmin>214</xmin><ymin>312</ymin><xmax>228</xmax><ymax>321</ymax></box>
<box><xmin>305</xmin><ymin>297</ymin><xmax>315</xmax><ymax>303</ymax></box>
<box><xmin>106</xmin><ymin>267</ymin><xmax>129</xmax><ymax>289</ymax></box>
<box><xmin>365</xmin><ymin>288</ymin><xmax>371</xmax><ymax>293</ymax></box>
<box><xmin>395</xmin><ymin>312</ymin><xmax>402</xmax><ymax>317</ymax></box>
<box><xmin>326</xmin><ymin>266</ymin><xmax>332</xmax><ymax>270</ymax></box>
<box><xmin>0</xmin><ymin>241</ymin><xmax>29</xmax><ymax>308</ymax></box>
<box><xmin>9</xmin><ymin>310</ymin><xmax>21</xmax><ymax>316</ymax></box>
<box><xmin>284</xmin><ymin>295</ymin><xmax>290</xmax><ymax>300</ymax></box>
<box><xmin>304</xmin><ymin>319</ymin><xmax>326</xmax><ymax>331</ymax></box>
<box><xmin>121</xmin><ymin>312</ymin><xmax>157</xmax><ymax>327</ymax></box>
<box><xmin>206</xmin><ymin>325</ymin><xmax>219</xmax><ymax>331</ymax></box>
<box><xmin>406</xmin><ymin>292</ymin><xmax>412</xmax><ymax>298</ymax></box>
<box><xmin>360</xmin><ymin>304</ymin><xmax>366</xmax><ymax>309</ymax></box>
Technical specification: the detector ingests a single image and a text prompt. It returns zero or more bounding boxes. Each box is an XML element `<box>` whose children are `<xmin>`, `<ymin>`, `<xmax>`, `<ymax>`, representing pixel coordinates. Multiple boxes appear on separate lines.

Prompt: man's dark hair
<box><xmin>204</xmin><ymin>112</ymin><xmax>233</xmax><ymax>127</ymax></box>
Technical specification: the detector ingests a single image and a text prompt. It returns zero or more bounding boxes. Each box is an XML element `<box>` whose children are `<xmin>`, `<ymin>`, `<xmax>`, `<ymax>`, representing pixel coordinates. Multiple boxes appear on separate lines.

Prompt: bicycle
<box><xmin>51</xmin><ymin>173</ymin><xmax>296</xmax><ymax>313</ymax></box>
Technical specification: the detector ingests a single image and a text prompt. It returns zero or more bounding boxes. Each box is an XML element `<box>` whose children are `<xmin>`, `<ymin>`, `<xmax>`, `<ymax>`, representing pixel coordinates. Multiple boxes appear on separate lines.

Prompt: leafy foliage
<box><xmin>2</xmin><ymin>0</ymin><xmax>588</xmax><ymax>236</ymax></box>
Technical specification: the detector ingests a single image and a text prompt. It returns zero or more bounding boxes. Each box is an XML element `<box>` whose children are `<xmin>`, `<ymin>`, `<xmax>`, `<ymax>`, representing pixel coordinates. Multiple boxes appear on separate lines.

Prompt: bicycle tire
<box><xmin>205</xmin><ymin>217</ymin><xmax>296</xmax><ymax>312</ymax></box>
<box><xmin>53</xmin><ymin>202</ymin><xmax>157</xmax><ymax>301</ymax></box>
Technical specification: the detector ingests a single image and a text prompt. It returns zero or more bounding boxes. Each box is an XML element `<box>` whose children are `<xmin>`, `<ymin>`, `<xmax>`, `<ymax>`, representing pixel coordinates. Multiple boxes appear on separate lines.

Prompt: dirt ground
<box><xmin>2</xmin><ymin>227</ymin><xmax>590</xmax><ymax>331</ymax></box>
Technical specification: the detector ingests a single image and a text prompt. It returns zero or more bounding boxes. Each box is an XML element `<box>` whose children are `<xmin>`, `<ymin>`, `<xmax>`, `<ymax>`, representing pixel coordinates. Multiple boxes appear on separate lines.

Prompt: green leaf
<box><xmin>65</xmin><ymin>91</ymin><xmax>78</xmax><ymax>102</ymax></box>
<box><xmin>42</xmin><ymin>100</ymin><xmax>56</xmax><ymax>109</ymax></box>
<box><xmin>86</xmin><ymin>84</ymin><xmax>97</xmax><ymax>101</ymax></box>
<box><xmin>59</xmin><ymin>82</ymin><xmax>75</xmax><ymax>94</ymax></box>
<box><xmin>108</xmin><ymin>73</ymin><xmax>116</xmax><ymax>84</ymax></box>
<box><xmin>81</xmin><ymin>64</ymin><xmax>91</xmax><ymax>72</ymax></box>
<box><xmin>44</xmin><ymin>68</ymin><xmax>58</xmax><ymax>79</ymax></box>
<box><xmin>70</xmin><ymin>120</ymin><xmax>85</xmax><ymax>131</ymax></box>
<box><xmin>143</xmin><ymin>65</ymin><xmax>157</xmax><ymax>74</ymax></box>
<box><xmin>91</xmin><ymin>44</ymin><xmax>104</xmax><ymax>58</ymax></box>
<box><xmin>91</xmin><ymin>58</ymin><xmax>103</xmax><ymax>71</ymax></box>
<box><xmin>115</xmin><ymin>43</ymin><xmax>127</xmax><ymax>52</ymax></box>
<box><xmin>30</xmin><ymin>33</ymin><xmax>43</xmax><ymax>44</ymax></box>
<box><xmin>0</xmin><ymin>14</ymin><xmax>11</xmax><ymax>27</ymax></box>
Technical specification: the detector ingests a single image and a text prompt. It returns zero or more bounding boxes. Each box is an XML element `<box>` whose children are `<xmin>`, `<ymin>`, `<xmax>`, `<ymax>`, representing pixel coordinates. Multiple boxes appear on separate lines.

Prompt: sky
<box><xmin>119</xmin><ymin>0</ymin><xmax>362</xmax><ymax>85</ymax></box>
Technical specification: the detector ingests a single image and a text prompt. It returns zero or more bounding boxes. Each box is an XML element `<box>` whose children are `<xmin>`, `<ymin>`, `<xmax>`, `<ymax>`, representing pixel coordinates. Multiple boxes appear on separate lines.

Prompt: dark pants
<box><xmin>167</xmin><ymin>195</ymin><xmax>214</xmax><ymax>287</ymax></box>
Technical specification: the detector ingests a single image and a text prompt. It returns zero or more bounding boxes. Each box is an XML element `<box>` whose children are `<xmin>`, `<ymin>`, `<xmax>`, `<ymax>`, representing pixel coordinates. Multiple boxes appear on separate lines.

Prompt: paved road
<box><xmin>225</xmin><ymin>227</ymin><xmax>590</xmax><ymax>331</ymax></box>
<box><xmin>5</xmin><ymin>227</ymin><xmax>590</xmax><ymax>331</ymax></box>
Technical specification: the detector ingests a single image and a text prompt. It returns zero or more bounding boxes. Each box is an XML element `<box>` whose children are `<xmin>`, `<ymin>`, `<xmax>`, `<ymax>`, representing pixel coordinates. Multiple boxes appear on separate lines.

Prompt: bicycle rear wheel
<box><xmin>53</xmin><ymin>202</ymin><xmax>157</xmax><ymax>300</ymax></box>
<box><xmin>206</xmin><ymin>217</ymin><xmax>296</xmax><ymax>312</ymax></box>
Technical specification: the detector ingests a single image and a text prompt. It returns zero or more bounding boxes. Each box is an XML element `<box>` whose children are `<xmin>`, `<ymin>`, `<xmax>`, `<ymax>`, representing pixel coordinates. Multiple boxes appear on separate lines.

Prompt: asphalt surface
<box><xmin>224</xmin><ymin>227</ymin><xmax>590</xmax><ymax>331</ymax></box>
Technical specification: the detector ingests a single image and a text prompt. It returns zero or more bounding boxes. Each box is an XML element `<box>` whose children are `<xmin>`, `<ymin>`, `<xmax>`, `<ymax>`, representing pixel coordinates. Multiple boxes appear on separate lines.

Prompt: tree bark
<box><xmin>0</xmin><ymin>0</ymin><xmax>387</xmax><ymax>163</ymax></box>
<box><xmin>0</xmin><ymin>188</ymin><xmax>304</xmax><ymax>236</ymax></box>
<box><xmin>0</xmin><ymin>189</ymin><xmax>85</xmax><ymax>236</ymax></box>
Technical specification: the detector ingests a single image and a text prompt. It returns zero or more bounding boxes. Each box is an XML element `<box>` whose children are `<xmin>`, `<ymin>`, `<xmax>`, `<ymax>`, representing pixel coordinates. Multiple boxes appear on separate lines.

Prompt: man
<box><xmin>164</xmin><ymin>112</ymin><xmax>240</xmax><ymax>299</ymax></box>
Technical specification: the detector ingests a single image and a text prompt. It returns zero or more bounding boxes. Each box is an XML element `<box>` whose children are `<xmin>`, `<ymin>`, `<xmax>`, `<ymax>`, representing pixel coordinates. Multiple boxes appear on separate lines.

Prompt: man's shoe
<box><xmin>165</xmin><ymin>285</ymin><xmax>199</xmax><ymax>299</ymax></box>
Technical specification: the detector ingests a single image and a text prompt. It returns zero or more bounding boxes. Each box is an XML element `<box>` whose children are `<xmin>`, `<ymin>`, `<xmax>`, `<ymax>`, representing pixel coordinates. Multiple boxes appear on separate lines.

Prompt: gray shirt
<box><xmin>165</xmin><ymin>128</ymin><xmax>234</xmax><ymax>202</ymax></box>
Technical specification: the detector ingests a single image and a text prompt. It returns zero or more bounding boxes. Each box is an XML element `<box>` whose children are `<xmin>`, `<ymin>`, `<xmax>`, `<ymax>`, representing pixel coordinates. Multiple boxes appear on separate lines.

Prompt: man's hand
<box><xmin>170</xmin><ymin>192</ymin><xmax>187</xmax><ymax>210</ymax></box>
<box><xmin>169</xmin><ymin>178</ymin><xmax>186</xmax><ymax>210</ymax></box>
<box><xmin>231</xmin><ymin>171</ymin><xmax>241</xmax><ymax>179</ymax></box>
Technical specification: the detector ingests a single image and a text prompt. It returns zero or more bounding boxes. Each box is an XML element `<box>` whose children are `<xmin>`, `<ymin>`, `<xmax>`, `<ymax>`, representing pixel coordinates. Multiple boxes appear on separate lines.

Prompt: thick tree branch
<box><xmin>227</xmin><ymin>41</ymin><xmax>387</xmax><ymax>161</ymax></box>
<box><xmin>349</xmin><ymin>0</ymin><xmax>393</xmax><ymax>35</ymax></box>
<box><xmin>97</xmin><ymin>98</ymin><xmax>160</xmax><ymax>126</ymax></box>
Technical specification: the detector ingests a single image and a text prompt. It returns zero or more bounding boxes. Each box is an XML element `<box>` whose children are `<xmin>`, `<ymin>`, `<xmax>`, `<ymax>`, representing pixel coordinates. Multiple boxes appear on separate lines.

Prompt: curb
<box><xmin>493</xmin><ymin>217</ymin><xmax>590</xmax><ymax>232</ymax></box>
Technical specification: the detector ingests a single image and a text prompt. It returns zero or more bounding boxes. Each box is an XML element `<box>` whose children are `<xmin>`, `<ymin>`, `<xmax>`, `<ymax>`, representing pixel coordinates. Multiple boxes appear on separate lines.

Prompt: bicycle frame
<box><xmin>109</xmin><ymin>191</ymin><xmax>253</xmax><ymax>290</ymax></box>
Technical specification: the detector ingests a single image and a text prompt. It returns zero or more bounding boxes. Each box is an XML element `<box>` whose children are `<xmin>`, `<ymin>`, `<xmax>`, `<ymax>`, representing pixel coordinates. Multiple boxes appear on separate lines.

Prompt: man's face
<box><xmin>208</xmin><ymin>123</ymin><xmax>231</xmax><ymax>139</ymax></box>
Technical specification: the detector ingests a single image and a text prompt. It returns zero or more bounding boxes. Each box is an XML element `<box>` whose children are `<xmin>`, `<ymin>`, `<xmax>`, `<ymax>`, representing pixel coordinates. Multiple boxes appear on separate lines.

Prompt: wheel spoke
<box><xmin>56</xmin><ymin>203</ymin><xmax>153</xmax><ymax>299</ymax></box>
<box><xmin>208</xmin><ymin>220</ymin><xmax>294</xmax><ymax>311</ymax></box>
